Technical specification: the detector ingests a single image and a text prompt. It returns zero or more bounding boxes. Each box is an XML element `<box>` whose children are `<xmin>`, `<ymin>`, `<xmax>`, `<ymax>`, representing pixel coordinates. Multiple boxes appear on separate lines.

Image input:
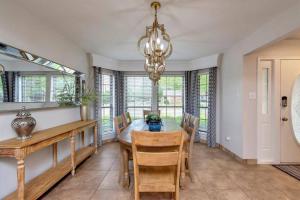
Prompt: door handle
<box><xmin>282</xmin><ymin>117</ymin><xmax>288</xmax><ymax>122</ymax></box>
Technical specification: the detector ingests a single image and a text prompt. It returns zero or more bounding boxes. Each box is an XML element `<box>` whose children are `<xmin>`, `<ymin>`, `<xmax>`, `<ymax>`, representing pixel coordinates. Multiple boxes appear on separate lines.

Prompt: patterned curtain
<box><xmin>94</xmin><ymin>67</ymin><xmax>102</xmax><ymax>146</ymax></box>
<box><xmin>184</xmin><ymin>70</ymin><xmax>200</xmax><ymax>141</ymax></box>
<box><xmin>114</xmin><ymin>71</ymin><xmax>124</xmax><ymax>116</ymax></box>
<box><xmin>207</xmin><ymin>67</ymin><xmax>217</xmax><ymax>147</ymax></box>
<box><xmin>2</xmin><ymin>72</ymin><xmax>17</xmax><ymax>102</ymax></box>
<box><xmin>74</xmin><ymin>74</ymin><xmax>81</xmax><ymax>103</ymax></box>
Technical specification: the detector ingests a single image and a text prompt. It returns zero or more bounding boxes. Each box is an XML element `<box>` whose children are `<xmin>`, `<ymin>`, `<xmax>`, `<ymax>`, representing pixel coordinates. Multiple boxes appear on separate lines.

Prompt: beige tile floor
<box><xmin>41</xmin><ymin>142</ymin><xmax>300</xmax><ymax>200</ymax></box>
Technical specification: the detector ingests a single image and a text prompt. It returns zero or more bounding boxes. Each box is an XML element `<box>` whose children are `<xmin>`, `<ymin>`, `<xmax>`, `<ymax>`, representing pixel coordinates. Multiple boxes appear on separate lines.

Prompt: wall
<box><xmin>221</xmin><ymin>1</ymin><xmax>300</xmax><ymax>158</ymax></box>
<box><xmin>91</xmin><ymin>53</ymin><xmax>222</xmax><ymax>71</ymax></box>
<box><xmin>0</xmin><ymin>1</ymin><xmax>89</xmax><ymax>198</ymax></box>
<box><xmin>243</xmin><ymin>40</ymin><xmax>300</xmax><ymax>159</ymax></box>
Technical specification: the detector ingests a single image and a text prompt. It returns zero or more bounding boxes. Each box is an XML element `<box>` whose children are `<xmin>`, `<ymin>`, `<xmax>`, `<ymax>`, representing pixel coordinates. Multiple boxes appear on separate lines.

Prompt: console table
<box><xmin>0</xmin><ymin>120</ymin><xmax>98</xmax><ymax>200</ymax></box>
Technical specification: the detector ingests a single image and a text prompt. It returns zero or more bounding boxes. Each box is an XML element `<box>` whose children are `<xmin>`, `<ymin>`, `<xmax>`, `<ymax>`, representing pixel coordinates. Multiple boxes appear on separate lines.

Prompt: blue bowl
<box><xmin>148</xmin><ymin>122</ymin><xmax>162</xmax><ymax>132</ymax></box>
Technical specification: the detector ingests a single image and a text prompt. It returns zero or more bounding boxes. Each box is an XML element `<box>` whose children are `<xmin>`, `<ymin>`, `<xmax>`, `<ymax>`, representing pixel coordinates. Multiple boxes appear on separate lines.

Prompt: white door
<box><xmin>280</xmin><ymin>60</ymin><xmax>300</xmax><ymax>163</ymax></box>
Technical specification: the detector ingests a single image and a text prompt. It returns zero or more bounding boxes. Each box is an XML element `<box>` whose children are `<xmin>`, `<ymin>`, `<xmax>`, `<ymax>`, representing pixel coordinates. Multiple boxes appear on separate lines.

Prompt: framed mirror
<box><xmin>0</xmin><ymin>42</ymin><xmax>85</xmax><ymax>112</ymax></box>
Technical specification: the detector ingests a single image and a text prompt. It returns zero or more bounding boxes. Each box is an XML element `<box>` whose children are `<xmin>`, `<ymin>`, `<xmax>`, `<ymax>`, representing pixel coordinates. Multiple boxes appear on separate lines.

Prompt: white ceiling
<box><xmin>15</xmin><ymin>0</ymin><xmax>299</xmax><ymax>60</ymax></box>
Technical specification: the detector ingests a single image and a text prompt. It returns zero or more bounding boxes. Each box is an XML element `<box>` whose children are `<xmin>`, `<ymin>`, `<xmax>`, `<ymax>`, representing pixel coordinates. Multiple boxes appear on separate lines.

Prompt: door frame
<box><xmin>257</xmin><ymin>57</ymin><xmax>300</xmax><ymax>164</ymax></box>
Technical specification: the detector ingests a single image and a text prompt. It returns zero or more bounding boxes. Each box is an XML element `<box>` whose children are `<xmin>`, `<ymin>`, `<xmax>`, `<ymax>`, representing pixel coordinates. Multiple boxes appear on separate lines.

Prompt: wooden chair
<box><xmin>131</xmin><ymin>130</ymin><xmax>184</xmax><ymax>200</ymax></box>
<box><xmin>183</xmin><ymin>115</ymin><xmax>199</xmax><ymax>182</ymax></box>
<box><xmin>143</xmin><ymin>110</ymin><xmax>161</xmax><ymax>121</ymax></box>
<box><xmin>122</xmin><ymin>112</ymin><xmax>132</xmax><ymax>126</ymax></box>
<box><xmin>180</xmin><ymin>112</ymin><xmax>191</xmax><ymax>129</ymax></box>
<box><xmin>114</xmin><ymin>115</ymin><xmax>126</xmax><ymax>135</ymax></box>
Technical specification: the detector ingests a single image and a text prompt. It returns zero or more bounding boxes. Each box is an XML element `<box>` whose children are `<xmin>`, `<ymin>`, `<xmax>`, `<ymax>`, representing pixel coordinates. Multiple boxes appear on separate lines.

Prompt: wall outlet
<box><xmin>225</xmin><ymin>136</ymin><xmax>231</xmax><ymax>141</ymax></box>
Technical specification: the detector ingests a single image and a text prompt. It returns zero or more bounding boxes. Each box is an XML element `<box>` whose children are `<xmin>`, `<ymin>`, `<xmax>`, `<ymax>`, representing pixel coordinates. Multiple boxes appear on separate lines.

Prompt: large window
<box><xmin>125</xmin><ymin>76</ymin><xmax>152</xmax><ymax>119</ymax></box>
<box><xmin>0</xmin><ymin>76</ymin><xmax>3</xmax><ymax>102</ymax></box>
<box><xmin>100</xmin><ymin>74</ymin><xmax>114</xmax><ymax>136</ymax></box>
<box><xmin>199</xmin><ymin>73</ymin><xmax>209</xmax><ymax>132</ymax></box>
<box><xmin>158</xmin><ymin>76</ymin><xmax>184</xmax><ymax>123</ymax></box>
<box><xmin>50</xmin><ymin>75</ymin><xmax>75</xmax><ymax>102</ymax></box>
<box><xmin>16</xmin><ymin>75</ymin><xmax>47</xmax><ymax>102</ymax></box>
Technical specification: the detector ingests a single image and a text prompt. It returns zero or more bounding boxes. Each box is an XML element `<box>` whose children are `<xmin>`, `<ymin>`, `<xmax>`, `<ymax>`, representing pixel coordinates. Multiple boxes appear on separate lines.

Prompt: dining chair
<box><xmin>180</xmin><ymin>112</ymin><xmax>191</xmax><ymax>129</ymax></box>
<box><xmin>183</xmin><ymin>115</ymin><xmax>199</xmax><ymax>182</ymax></box>
<box><xmin>114</xmin><ymin>115</ymin><xmax>126</xmax><ymax>135</ymax></box>
<box><xmin>131</xmin><ymin>130</ymin><xmax>184</xmax><ymax>200</ymax></box>
<box><xmin>122</xmin><ymin>112</ymin><xmax>132</xmax><ymax>126</ymax></box>
<box><xmin>143</xmin><ymin>110</ymin><xmax>161</xmax><ymax>121</ymax></box>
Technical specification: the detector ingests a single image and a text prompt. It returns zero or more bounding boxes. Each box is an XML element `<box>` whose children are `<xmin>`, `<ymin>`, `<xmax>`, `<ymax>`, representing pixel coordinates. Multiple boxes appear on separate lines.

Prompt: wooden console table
<box><xmin>0</xmin><ymin>120</ymin><xmax>98</xmax><ymax>200</ymax></box>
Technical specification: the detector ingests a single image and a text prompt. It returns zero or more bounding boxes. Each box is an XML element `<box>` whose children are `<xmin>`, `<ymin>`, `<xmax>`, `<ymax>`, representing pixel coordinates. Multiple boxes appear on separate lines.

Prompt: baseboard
<box><xmin>219</xmin><ymin>144</ymin><xmax>257</xmax><ymax>165</ymax></box>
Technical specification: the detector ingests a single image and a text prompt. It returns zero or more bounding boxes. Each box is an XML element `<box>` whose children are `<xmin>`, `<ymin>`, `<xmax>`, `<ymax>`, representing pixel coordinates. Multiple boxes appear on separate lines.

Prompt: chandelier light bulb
<box><xmin>160</xmin><ymin>43</ymin><xmax>164</xmax><ymax>50</ymax></box>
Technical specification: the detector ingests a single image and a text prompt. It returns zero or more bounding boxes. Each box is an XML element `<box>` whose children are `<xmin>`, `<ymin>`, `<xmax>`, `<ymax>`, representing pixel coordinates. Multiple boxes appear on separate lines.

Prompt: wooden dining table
<box><xmin>118</xmin><ymin>119</ymin><xmax>188</xmax><ymax>188</ymax></box>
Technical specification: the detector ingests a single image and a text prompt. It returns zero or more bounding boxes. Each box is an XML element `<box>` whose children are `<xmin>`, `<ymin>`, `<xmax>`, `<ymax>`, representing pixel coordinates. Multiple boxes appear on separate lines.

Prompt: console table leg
<box><xmin>94</xmin><ymin>125</ymin><xmax>98</xmax><ymax>154</ymax></box>
<box><xmin>81</xmin><ymin>130</ymin><xmax>85</xmax><ymax>147</ymax></box>
<box><xmin>53</xmin><ymin>143</ymin><xmax>58</xmax><ymax>167</ymax></box>
<box><xmin>17</xmin><ymin>159</ymin><xmax>25</xmax><ymax>200</ymax></box>
<box><xmin>71</xmin><ymin>135</ymin><xmax>76</xmax><ymax>176</ymax></box>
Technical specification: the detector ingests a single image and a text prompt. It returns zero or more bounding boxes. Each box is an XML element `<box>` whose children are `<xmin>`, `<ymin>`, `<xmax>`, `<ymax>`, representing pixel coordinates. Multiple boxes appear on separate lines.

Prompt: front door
<box><xmin>280</xmin><ymin>59</ymin><xmax>300</xmax><ymax>163</ymax></box>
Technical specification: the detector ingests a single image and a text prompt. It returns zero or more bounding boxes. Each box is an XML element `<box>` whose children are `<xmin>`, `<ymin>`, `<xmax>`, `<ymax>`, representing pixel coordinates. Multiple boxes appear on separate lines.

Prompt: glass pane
<box><xmin>50</xmin><ymin>75</ymin><xmax>75</xmax><ymax>102</ymax></box>
<box><xmin>158</xmin><ymin>76</ymin><xmax>184</xmax><ymax>120</ymax></box>
<box><xmin>125</xmin><ymin>76</ymin><xmax>152</xmax><ymax>120</ymax></box>
<box><xmin>100</xmin><ymin>74</ymin><xmax>114</xmax><ymax>136</ymax></box>
<box><xmin>291</xmin><ymin>75</ymin><xmax>300</xmax><ymax>144</ymax></box>
<box><xmin>19</xmin><ymin>75</ymin><xmax>47</xmax><ymax>102</ymax></box>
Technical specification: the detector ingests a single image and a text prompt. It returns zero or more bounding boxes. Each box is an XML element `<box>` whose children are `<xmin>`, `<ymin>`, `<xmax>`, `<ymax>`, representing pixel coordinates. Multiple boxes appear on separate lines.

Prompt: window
<box><xmin>199</xmin><ymin>73</ymin><xmax>209</xmax><ymax>132</ymax></box>
<box><xmin>0</xmin><ymin>76</ymin><xmax>3</xmax><ymax>102</ymax></box>
<box><xmin>158</xmin><ymin>76</ymin><xmax>184</xmax><ymax>123</ymax></box>
<box><xmin>50</xmin><ymin>75</ymin><xmax>75</xmax><ymax>102</ymax></box>
<box><xmin>125</xmin><ymin>76</ymin><xmax>152</xmax><ymax>120</ymax></box>
<box><xmin>17</xmin><ymin>75</ymin><xmax>47</xmax><ymax>102</ymax></box>
<box><xmin>100</xmin><ymin>74</ymin><xmax>114</xmax><ymax>136</ymax></box>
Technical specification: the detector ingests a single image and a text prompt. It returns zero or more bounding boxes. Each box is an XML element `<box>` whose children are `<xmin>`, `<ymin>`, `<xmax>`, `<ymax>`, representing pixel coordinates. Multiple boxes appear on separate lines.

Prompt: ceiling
<box><xmin>15</xmin><ymin>0</ymin><xmax>299</xmax><ymax>60</ymax></box>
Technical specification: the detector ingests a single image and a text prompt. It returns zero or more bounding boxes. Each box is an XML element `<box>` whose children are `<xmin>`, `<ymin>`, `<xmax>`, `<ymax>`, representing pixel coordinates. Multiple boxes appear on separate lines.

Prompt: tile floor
<box><xmin>41</xmin><ymin>142</ymin><xmax>300</xmax><ymax>200</ymax></box>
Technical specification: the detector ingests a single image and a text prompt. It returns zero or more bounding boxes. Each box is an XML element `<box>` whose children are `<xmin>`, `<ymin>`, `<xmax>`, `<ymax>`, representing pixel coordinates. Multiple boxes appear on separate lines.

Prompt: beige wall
<box><xmin>243</xmin><ymin>39</ymin><xmax>300</xmax><ymax>159</ymax></box>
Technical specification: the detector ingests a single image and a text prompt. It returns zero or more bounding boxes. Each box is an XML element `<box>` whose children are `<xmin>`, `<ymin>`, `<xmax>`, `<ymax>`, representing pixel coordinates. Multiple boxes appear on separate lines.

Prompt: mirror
<box><xmin>291</xmin><ymin>75</ymin><xmax>300</xmax><ymax>144</ymax></box>
<box><xmin>0</xmin><ymin>42</ymin><xmax>84</xmax><ymax>111</ymax></box>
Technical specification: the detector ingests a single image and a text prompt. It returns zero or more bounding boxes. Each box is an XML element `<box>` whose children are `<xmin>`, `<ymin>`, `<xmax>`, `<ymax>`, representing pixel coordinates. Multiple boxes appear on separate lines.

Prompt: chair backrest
<box><xmin>184</xmin><ymin>115</ymin><xmax>199</xmax><ymax>154</ymax></box>
<box><xmin>131</xmin><ymin>130</ymin><xmax>184</xmax><ymax>175</ymax></box>
<box><xmin>122</xmin><ymin>112</ymin><xmax>132</xmax><ymax>126</ymax></box>
<box><xmin>114</xmin><ymin>115</ymin><xmax>126</xmax><ymax>135</ymax></box>
<box><xmin>143</xmin><ymin>110</ymin><xmax>161</xmax><ymax>121</ymax></box>
<box><xmin>180</xmin><ymin>112</ymin><xmax>191</xmax><ymax>128</ymax></box>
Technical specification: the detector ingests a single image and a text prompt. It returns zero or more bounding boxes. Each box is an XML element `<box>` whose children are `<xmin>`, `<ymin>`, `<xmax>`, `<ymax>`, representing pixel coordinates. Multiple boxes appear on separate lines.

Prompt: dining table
<box><xmin>118</xmin><ymin>119</ymin><xmax>188</xmax><ymax>189</ymax></box>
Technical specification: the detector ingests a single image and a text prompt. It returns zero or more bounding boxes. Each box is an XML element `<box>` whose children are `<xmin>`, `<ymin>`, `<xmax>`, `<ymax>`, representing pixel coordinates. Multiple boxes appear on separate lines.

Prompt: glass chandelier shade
<box><xmin>137</xmin><ymin>1</ymin><xmax>172</xmax><ymax>84</ymax></box>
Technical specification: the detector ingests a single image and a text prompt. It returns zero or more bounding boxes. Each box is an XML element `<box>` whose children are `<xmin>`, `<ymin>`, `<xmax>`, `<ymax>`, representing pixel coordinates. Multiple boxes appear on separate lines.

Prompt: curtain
<box><xmin>74</xmin><ymin>75</ymin><xmax>81</xmax><ymax>103</ymax></box>
<box><xmin>207</xmin><ymin>67</ymin><xmax>217</xmax><ymax>147</ymax></box>
<box><xmin>94</xmin><ymin>67</ymin><xmax>102</xmax><ymax>146</ymax></box>
<box><xmin>2</xmin><ymin>71</ymin><xmax>17</xmax><ymax>102</ymax></box>
<box><xmin>184</xmin><ymin>70</ymin><xmax>200</xmax><ymax>141</ymax></box>
<box><xmin>114</xmin><ymin>71</ymin><xmax>124</xmax><ymax>116</ymax></box>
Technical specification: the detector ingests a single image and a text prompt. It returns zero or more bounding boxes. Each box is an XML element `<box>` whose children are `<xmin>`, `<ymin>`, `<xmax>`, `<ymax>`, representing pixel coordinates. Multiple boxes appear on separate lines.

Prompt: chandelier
<box><xmin>137</xmin><ymin>1</ymin><xmax>172</xmax><ymax>84</ymax></box>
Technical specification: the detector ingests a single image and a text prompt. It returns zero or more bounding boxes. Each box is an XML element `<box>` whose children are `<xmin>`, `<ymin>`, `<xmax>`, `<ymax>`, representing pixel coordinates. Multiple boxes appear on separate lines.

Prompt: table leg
<box><xmin>81</xmin><ymin>130</ymin><xmax>85</xmax><ymax>147</ymax></box>
<box><xmin>17</xmin><ymin>159</ymin><xmax>25</xmax><ymax>200</ymax></box>
<box><xmin>180</xmin><ymin>151</ymin><xmax>186</xmax><ymax>189</ymax></box>
<box><xmin>71</xmin><ymin>135</ymin><xmax>76</xmax><ymax>176</ymax></box>
<box><xmin>94</xmin><ymin>125</ymin><xmax>98</xmax><ymax>154</ymax></box>
<box><xmin>121</xmin><ymin>146</ymin><xmax>129</xmax><ymax>188</ymax></box>
<box><xmin>53</xmin><ymin>143</ymin><xmax>58</xmax><ymax>167</ymax></box>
